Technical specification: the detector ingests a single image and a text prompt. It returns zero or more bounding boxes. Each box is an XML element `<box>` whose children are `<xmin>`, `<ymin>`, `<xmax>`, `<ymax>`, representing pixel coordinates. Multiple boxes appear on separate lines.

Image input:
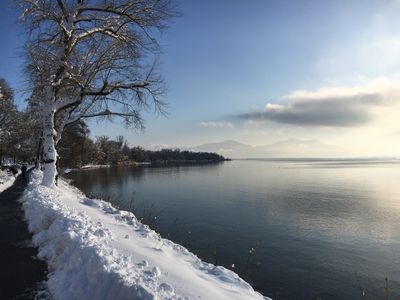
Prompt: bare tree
<box><xmin>19</xmin><ymin>0</ymin><xmax>175</xmax><ymax>187</ymax></box>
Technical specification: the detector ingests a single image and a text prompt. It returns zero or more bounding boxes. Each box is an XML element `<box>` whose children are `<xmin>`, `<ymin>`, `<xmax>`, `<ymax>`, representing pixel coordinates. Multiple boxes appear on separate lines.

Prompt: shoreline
<box><xmin>63</xmin><ymin>160</ymin><xmax>229</xmax><ymax>174</ymax></box>
<box><xmin>21</xmin><ymin>170</ymin><xmax>269</xmax><ymax>299</ymax></box>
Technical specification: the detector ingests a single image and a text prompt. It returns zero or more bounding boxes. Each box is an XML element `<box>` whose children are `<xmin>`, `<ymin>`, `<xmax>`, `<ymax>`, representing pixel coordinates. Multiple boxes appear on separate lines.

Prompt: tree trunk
<box><xmin>35</xmin><ymin>131</ymin><xmax>43</xmax><ymax>169</ymax></box>
<box><xmin>41</xmin><ymin>106</ymin><xmax>58</xmax><ymax>187</ymax></box>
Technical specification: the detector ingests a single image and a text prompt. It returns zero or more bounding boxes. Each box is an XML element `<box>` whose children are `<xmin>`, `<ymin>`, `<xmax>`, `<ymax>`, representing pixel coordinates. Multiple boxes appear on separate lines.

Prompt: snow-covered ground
<box><xmin>21</xmin><ymin>170</ymin><xmax>269</xmax><ymax>300</ymax></box>
<box><xmin>81</xmin><ymin>164</ymin><xmax>111</xmax><ymax>169</ymax></box>
<box><xmin>0</xmin><ymin>169</ymin><xmax>17</xmax><ymax>193</ymax></box>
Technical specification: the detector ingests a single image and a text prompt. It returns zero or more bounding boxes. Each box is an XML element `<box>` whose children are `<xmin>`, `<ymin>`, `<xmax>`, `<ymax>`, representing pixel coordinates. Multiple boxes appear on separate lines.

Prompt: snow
<box><xmin>81</xmin><ymin>164</ymin><xmax>110</xmax><ymax>169</ymax></box>
<box><xmin>0</xmin><ymin>169</ymin><xmax>17</xmax><ymax>193</ymax></box>
<box><xmin>62</xmin><ymin>166</ymin><xmax>110</xmax><ymax>174</ymax></box>
<box><xmin>62</xmin><ymin>168</ymin><xmax>73</xmax><ymax>174</ymax></box>
<box><xmin>21</xmin><ymin>170</ymin><xmax>269</xmax><ymax>300</ymax></box>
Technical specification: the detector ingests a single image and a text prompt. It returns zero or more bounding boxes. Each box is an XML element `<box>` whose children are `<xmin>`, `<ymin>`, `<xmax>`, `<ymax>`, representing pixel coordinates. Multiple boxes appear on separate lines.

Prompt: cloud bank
<box><xmin>238</xmin><ymin>78</ymin><xmax>400</xmax><ymax>127</ymax></box>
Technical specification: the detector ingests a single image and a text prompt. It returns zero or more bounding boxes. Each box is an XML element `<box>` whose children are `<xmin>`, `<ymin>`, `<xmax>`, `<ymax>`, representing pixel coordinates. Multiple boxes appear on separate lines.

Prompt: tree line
<box><xmin>58</xmin><ymin>120</ymin><xmax>225</xmax><ymax>167</ymax></box>
<box><xmin>0</xmin><ymin>79</ymin><xmax>36</xmax><ymax>164</ymax></box>
<box><xmin>1</xmin><ymin>78</ymin><xmax>225</xmax><ymax>168</ymax></box>
<box><xmin>6</xmin><ymin>0</ymin><xmax>179</xmax><ymax>186</ymax></box>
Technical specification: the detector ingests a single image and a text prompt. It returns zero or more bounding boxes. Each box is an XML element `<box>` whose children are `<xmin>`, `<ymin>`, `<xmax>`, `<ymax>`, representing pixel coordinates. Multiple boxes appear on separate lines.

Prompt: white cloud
<box><xmin>315</xmin><ymin>9</ymin><xmax>400</xmax><ymax>82</ymax></box>
<box><xmin>239</xmin><ymin>78</ymin><xmax>400</xmax><ymax>127</ymax></box>
<box><xmin>200</xmin><ymin>121</ymin><xmax>234</xmax><ymax>129</ymax></box>
<box><xmin>317</xmin><ymin>37</ymin><xmax>400</xmax><ymax>75</ymax></box>
<box><xmin>236</xmin><ymin>78</ymin><xmax>400</xmax><ymax>156</ymax></box>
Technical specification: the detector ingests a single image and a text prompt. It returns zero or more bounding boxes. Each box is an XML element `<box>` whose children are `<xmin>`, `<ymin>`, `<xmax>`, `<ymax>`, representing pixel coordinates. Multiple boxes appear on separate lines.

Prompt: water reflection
<box><xmin>67</xmin><ymin>160</ymin><xmax>400</xmax><ymax>299</ymax></box>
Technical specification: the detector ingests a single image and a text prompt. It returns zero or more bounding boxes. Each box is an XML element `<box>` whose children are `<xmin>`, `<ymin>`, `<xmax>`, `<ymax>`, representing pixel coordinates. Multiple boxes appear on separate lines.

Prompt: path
<box><xmin>0</xmin><ymin>170</ymin><xmax>48</xmax><ymax>299</ymax></box>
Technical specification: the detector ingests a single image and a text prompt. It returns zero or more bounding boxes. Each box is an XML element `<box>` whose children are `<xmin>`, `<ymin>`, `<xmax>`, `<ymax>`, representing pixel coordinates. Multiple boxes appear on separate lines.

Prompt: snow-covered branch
<box><xmin>20</xmin><ymin>0</ymin><xmax>175</xmax><ymax>186</ymax></box>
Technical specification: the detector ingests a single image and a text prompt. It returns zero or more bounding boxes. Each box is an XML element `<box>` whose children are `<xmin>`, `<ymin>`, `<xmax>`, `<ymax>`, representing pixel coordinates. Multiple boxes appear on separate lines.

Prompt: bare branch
<box><xmin>20</xmin><ymin>0</ymin><xmax>176</xmax><ymax>138</ymax></box>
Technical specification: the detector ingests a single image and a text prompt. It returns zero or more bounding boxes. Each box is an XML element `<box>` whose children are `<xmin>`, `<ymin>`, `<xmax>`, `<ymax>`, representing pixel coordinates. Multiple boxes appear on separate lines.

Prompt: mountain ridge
<box><xmin>191</xmin><ymin>139</ymin><xmax>348</xmax><ymax>158</ymax></box>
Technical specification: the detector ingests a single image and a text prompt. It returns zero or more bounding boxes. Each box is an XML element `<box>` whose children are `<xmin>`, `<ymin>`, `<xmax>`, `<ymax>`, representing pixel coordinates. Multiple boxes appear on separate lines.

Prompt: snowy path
<box><xmin>0</xmin><ymin>170</ymin><xmax>47</xmax><ymax>298</ymax></box>
<box><xmin>21</xmin><ymin>170</ymin><xmax>270</xmax><ymax>300</ymax></box>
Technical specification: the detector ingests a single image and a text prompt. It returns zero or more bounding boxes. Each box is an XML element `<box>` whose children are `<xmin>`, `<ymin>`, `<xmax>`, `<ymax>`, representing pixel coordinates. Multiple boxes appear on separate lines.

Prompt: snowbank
<box><xmin>81</xmin><ymin>164</ymin><xmax>111</xmax><ymax>169</ymax></box>
<box><xmin>0</xmin><ymin>169</ymin><xmax>17</xmax><ymax>193</ymax></box>
<box><xmin>21</xmin><ymin>170</ymin><xmax>269</xmax><ymax>300</ymax></box>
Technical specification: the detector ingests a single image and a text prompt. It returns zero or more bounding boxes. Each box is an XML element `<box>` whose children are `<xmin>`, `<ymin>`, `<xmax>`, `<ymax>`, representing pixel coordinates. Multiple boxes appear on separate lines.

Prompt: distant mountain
<box><xmin>191</xmin><ymin>140</ymin><xmax>251</xmax><ymax>153</ymax></box>
<box><xmin>191</xmin><ymin>139</ymin><xmax>348</xmax><ymax>158</ymax></box>
<box><xmin>145</xmin><ymin>144</ymin><xmax>171</xmax><ymax>151</ymax></box>
<box><xmin>254</xmin><ymin>139</ymin><xmax>347</xmax><ymax>158</ymax></box>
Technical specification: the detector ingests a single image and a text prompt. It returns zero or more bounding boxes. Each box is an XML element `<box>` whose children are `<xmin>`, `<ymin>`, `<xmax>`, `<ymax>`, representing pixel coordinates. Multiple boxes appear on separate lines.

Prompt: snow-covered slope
<box><xmin>0</xmin><ymin>169</ymin><xmax>17</xmax><ymax>193</ymax></box>
<box><xmin>21</xmin><ymin>170</ymin><xmax>269</xmax><ymax>300</ymax></box>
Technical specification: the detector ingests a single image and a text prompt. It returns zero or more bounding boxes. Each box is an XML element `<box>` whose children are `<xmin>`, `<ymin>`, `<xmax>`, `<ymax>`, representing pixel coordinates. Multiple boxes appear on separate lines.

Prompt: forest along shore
<box><xmin>56</xmin><ymin>131</ymin><xmax>228</xmax><ymax>170</ymax></box>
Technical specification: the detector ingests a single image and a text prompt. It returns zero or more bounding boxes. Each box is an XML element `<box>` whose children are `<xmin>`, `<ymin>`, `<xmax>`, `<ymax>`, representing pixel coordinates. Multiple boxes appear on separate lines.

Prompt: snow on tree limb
<box><xmin>19</xmin><ymin>0</ymin><xmax>176</xmax><ymax>186</ymax></box>
<box><xmin>22</xmin><ymin>0</ymin><xmax>173</xmax><ymax>125</ymax></box>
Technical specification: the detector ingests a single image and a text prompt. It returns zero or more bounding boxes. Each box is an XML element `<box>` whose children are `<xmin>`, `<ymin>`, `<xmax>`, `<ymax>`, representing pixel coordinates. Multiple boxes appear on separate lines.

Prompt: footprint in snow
<box><xmin>158</xmin><ymin>282</ymin><xmax>174</xmax><ymax>293</ymax></box>
<box><xmin>136</xmin><ymin>260</ymin><xmax>148</xmax><ymax>268</ymax></box>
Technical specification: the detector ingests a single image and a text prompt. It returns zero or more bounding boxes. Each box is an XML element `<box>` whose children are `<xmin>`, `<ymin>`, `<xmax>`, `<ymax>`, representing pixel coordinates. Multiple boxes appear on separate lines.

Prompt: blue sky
<box><xmin>2</xmin><ymin>1</ymin><xmax>400</xmax><ymax>155</ymax></box>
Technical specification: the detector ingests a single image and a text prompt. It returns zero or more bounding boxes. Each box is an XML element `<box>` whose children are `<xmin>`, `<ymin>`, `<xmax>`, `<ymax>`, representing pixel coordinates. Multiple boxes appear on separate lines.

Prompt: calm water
<box><xmin>67</xmin><ymin>160</ymin><xmax>400</xmax><ymax>299</ymax></box>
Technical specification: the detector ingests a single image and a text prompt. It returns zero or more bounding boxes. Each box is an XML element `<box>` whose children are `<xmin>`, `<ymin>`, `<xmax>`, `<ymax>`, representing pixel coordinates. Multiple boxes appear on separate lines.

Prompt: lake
<box><xmin>66</xmin><ymin>159</ymin><xmax>400</xmax><ymax>299</ymax></box>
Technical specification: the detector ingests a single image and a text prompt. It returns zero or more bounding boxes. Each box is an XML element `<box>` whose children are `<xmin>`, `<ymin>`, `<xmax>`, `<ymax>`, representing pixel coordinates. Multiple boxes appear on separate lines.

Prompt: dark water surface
<box><xmin>67</xmin><ymin>160</ymin><xmax>400</xmax><ymax>299</ymax></box>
